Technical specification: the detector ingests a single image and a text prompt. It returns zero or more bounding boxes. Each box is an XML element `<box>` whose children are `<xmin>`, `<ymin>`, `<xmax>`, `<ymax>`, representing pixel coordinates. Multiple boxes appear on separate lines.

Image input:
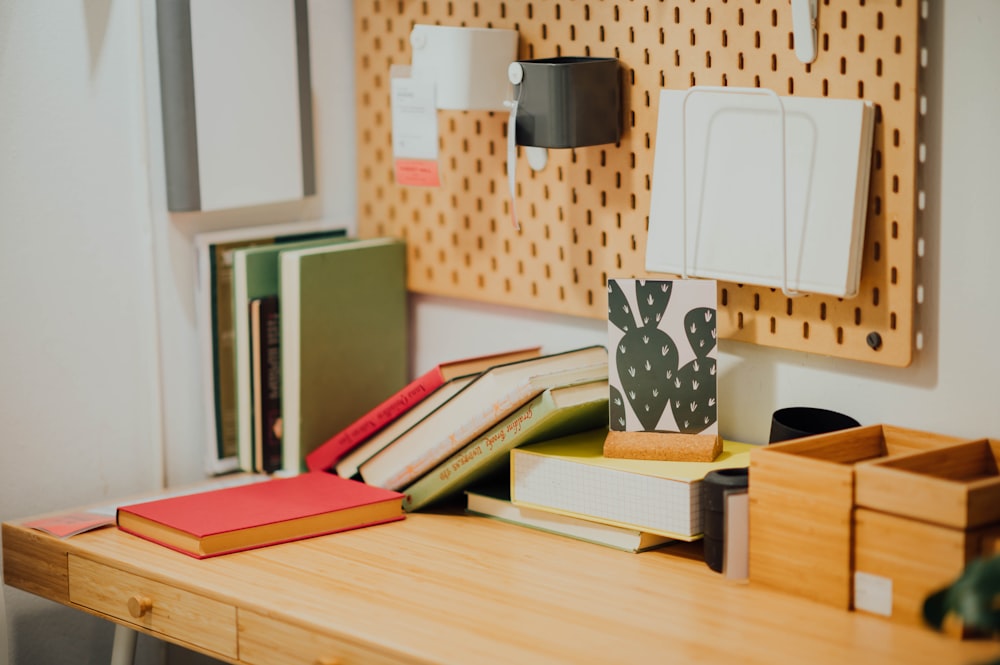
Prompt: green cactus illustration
<box><xmin>670</xmin><ymin>307</ymin><xmax>718</xmax><ymax>433</ymax></box>
<box><xmin>608</xmin><ymin>279</ymin><xmax>679</xmax><ymax>431</ymax></box>
<box><xmin>609</xmin><ymin>385</ymin><xmax>628</xmax><ymax>431</ymax></box>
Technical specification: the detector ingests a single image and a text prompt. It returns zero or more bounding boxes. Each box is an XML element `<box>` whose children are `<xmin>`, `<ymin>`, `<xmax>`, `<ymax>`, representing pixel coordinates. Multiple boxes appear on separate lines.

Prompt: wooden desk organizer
<box><xmin>853</xmin><ymin>439</ymin><xmax>1000</xmax><ymax>634</ymax></box>
<box><xmin>748</xmin><ymin>425</ymin><xmax>968</xmax><ymax>609</ymax></box>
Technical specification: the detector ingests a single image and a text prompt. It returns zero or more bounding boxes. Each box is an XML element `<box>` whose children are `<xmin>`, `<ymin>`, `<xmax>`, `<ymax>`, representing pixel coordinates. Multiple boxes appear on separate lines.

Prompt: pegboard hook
<box><xmin>791</xmin><ymin>0</ymin><xmax>819</xmax><ymax>64</ymax></box>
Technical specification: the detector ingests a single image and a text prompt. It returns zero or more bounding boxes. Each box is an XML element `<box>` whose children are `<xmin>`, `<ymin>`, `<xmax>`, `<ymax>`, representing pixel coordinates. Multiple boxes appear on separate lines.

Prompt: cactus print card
<box><xmin>607</xmin><ymin>278</ymin><xmax>718</xmax><ymax>435</ymax></box>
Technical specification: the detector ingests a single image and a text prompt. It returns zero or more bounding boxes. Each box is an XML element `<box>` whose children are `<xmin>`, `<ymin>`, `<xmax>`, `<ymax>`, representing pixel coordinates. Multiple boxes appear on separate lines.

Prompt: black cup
<box><xmin>702</xmin><ymin>467</ymin><xmax>750</xmax><ymax>573</ymax></box>
<box><xmin>768</xmin><ymin>407</ymin><xmax>861</xmax><ymax>444</ymax></box>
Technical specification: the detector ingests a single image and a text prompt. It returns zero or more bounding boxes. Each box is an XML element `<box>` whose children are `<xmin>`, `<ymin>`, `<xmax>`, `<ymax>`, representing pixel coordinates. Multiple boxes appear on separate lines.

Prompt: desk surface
<box><xmin>4</xmin><ymin>507</ymin><xmax>998</xmax><ymax>665</ymax></box>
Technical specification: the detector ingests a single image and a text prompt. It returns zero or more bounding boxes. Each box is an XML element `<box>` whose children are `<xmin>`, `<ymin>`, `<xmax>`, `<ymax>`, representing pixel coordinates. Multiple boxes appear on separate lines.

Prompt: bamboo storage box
<box><xmin>853</xmin><ymin>439</ymin><xmax>1000</xmax><ymax>631</ymax></box>
<box><xmin>748</xmin><ymin>425</ymin><xmax>967</xmax><ymax>609</ymax></box>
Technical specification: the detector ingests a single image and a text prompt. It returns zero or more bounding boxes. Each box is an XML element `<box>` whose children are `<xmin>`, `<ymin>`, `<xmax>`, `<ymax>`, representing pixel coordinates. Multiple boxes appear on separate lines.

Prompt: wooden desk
<box><xmin>4</xmin><ymin>509</ymin><xmax>997</xmax><ymax>665</ymax></box>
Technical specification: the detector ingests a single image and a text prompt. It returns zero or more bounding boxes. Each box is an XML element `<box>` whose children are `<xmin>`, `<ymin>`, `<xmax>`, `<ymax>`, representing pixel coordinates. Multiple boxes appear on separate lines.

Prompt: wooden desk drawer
<box><xmin>68</xmin><ymin>555</ymin><xmax>237</xmax><ymax>660</ymax></box>
<box><xmin>239</xmin><ymin>608</ymin><xmax>406</xmax><ymax>665</ymax></box>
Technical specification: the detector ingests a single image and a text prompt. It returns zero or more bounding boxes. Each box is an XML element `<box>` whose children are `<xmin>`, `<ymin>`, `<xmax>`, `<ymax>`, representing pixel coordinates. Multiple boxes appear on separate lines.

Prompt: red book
<box><xmin>116</xmin><ymin>473</ymin><xmax>404</xmax><ymax>559</ymax></box>
<box><xmin>305</xmin><ymin>347</ymin><xmax>542</xmax><ymax>473</ymax></box>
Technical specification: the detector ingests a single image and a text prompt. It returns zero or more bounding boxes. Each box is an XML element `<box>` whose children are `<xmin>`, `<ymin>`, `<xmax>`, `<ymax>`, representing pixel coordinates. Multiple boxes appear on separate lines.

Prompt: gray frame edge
<box><xmin>295</xmin><ymin>0</ymin><xmax>316</xmax><ymax>197</ymax></box>
<box><xmin>156</xmin><ymin>0</ymin><xmax>201</xmax><ymax>212</ymax></box>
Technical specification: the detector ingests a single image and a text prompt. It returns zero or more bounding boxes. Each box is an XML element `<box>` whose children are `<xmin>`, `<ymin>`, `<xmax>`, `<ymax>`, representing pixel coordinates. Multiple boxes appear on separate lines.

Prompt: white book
<box><xmin>358</xmin><ymin>347</ymin><xmax>609</xmax><ymax>491</ymax></box>
<box><xmin>645</xmin><ymin>89</ymin><xmax>875</xmax><ymax>297</ymax></box>
<box><xmin>334</xmin><ymin>375</ymin><xmax>476</xmax><ymax>479</ymax></box>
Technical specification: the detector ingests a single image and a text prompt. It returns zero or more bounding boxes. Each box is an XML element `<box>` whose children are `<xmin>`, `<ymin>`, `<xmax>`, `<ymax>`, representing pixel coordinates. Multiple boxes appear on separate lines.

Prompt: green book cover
<box><xmin>231</xmin><ymin>235</ymin><xmax>352</xmax><ymax>472</ymax></box>
<box><xmin>511</xmin><ymin>429</ymin><xmax>755</xmax><ymax>540</ymax></box>
<box><xmin>402</xmin><ymin>379</ymin><xmax>609</xmax><ymax>512</ymax></box>
<box><xmin>279</xmin><ymin>238</ymin><xmax>408</xmax><ymax>475</ymax></box>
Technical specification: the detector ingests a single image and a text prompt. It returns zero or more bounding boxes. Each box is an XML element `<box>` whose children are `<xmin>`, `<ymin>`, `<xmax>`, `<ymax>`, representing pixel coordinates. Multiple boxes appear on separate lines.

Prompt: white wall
<box><xmin>3</xmin><ymin>2</ymin><xmax>1000</xmax><ymax>665</ymax></box>
<box><xmin>0</xmin><ymin>2</ymin><xmax>164</xmax><ymax>664</ymax></box>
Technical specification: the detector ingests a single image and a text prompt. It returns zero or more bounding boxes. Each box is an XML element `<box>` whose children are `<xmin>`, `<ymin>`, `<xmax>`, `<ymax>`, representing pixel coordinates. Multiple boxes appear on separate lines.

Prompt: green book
<box><xmin>511</xmin><ymin>429</ymin><xmax>755</xmax><ymax>540</ymax></box>
<box><xmin>278</xmin><ymin>237</ymin><xmax>408</xmax><ymax>475</ymax></box>
<box><xmin>401</xmin><ymin>378</ymin><xmax>609</xmax><ymax>512</ymax></box>
<box><xmin>231</xmin><ymin>235</ymin><xmax>352</xmax><ymax>472</ymax></box>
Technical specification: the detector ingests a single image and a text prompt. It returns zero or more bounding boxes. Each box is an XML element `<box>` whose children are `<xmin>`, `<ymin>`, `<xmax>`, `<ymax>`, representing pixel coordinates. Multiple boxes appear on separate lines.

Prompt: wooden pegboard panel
<box><xmin>355</xmin><ymin>1</ymin><xmax>922</xmax><ymax>366</ymax></box>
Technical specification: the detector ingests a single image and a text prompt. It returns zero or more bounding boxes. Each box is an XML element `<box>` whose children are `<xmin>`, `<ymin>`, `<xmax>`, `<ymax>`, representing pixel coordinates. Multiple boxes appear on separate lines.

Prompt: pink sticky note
<box><xmin>394</xmin><ymin>158</ymin><xmax>441</xmax><ymax>188</ymax></box>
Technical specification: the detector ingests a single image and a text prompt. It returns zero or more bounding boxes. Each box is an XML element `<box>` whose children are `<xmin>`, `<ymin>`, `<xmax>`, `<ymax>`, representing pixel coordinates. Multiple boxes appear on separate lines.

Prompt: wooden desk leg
<box><xmin>109</xmin><ymin>624</ymin><xmax>137</xmax><ymax>665</ymax></box>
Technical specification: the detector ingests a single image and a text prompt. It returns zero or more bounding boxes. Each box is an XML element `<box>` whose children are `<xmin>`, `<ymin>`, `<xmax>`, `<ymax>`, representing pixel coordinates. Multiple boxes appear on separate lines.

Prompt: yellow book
<box><xmin>511</xmin><ymin>428</ymin><xmax>755</xmax><ymax>540</ymax></box>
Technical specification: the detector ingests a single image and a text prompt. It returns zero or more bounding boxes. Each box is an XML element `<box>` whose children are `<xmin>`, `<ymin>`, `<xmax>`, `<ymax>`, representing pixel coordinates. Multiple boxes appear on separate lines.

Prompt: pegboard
<box><xmin>355</xmin><ymin>0</ymin><xmax>922</xmax><ymax>367</ymax></box>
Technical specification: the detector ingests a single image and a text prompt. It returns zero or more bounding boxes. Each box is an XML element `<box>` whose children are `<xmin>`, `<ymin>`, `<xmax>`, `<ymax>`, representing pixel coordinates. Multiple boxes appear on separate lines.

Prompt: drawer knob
<box><xmin>127</xmin><ymin>595</ymin><xmax>153</xmax><ymax>618</ymax></box>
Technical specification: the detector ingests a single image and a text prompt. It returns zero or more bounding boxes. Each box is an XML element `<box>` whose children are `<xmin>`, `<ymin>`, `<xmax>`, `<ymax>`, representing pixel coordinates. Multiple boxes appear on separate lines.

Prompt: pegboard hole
<box><xmin>820</xmin><ymin>303</ymin><xmax>827</xmax><ymax>321</ymax></box>
<box><xmin>873</xmin><ymin>288</ymin><xmax>880</xmax><ymax>307</ymax></box>
<box><xmin>770</xmin><ymin>317</ymin><xmax>776</xmax><ymax>334</ymax></box>
<box><xmin>803</xmin><ymin>322</ymin><xmax>810</xmax><ymax>339</ymax></box>
<box><xmin>721</xmin><ymin>289</ymin><xmax>728</xmax><ymax>306</ymax></box>
<box><xmin>836</xmin><ymin>327</ymin><xmax>844</xmax><ymax>345</ymax></box>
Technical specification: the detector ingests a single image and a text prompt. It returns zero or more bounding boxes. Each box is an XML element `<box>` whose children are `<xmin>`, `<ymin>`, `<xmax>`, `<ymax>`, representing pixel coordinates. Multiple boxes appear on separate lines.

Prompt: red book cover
<box><xmin>305</xmin><ymin>347</ymin><xmax>542</xmax><ymax>473</ymax></box>
<box><xmin>116</xmin><ymin>473</ymin><xmax>404</xmax><ymax>559</ymax></box>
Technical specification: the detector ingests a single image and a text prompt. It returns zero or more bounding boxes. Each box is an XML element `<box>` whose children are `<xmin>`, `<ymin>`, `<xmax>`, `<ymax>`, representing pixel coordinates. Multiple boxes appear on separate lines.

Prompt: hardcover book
<box><xmin>334</xmin><ymin>375</ymin><xmax>476</xmax><ymax>480</ymax></box>
<box><xmin>116</xmin><ymin>472</ymin><xmax>404</xmax><ymax>559</ymax></box>
<box><xmin>231</xmin><ymin>235</ymin><xmax>352</xmax><ymax>472</ymax></box>
<box><xmin>358</xmin><ymin>346</ymin><xmax>609</xmax><ymax>491</ymax></box>
<box><xmin>465</xmin><ymin>478</ymin><xmax>673</xmax><ymax>553</ymax></box>
<box><xmin>279</xmin><ymin>237</ymin><xmax>408</xmax><ymax>475</ymax></box>
<box><xmin>511</xmin><ymin>428</ymin><xmax>754</xmax><ymax>540</ymax></box>
<box><xmin>402</xmin><ymin>378</ymin><xmax>610</xmax><ymax>511</ymax></box>
<box><xmin>306</xmin><ymin>347</ymin><xmax>542</xmax><ymax>473</ymax></box>
<box><xmin>250</xmin><ymin>295</ymin><xmax>282</xmax><ymax>473</ymax></box>
<box><xmin>194</xmin><ymin>222</ymin><xmax>344</xmax><ymax>474</ymax></box>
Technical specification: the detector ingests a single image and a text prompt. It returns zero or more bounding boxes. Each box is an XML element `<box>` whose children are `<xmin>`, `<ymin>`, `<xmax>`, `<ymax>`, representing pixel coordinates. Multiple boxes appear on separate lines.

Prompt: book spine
<box><xmin>260</xmin><ymin>296</ymin><xmax>282</xmax><ymax>473</ymax></box>
<box><xmin>379</xmin><ymin>382</ymin><xmax>540</xmax><ymax>491</ymax></box>
<box><xmin>402</xmin><ymin>394</ymin><xmax>556</xmax><ymax>511</ymax></box>
<box><xmin>304</xmin><ymin>367</ymin><xmax>445</xmax><ymax>472</ymax></box>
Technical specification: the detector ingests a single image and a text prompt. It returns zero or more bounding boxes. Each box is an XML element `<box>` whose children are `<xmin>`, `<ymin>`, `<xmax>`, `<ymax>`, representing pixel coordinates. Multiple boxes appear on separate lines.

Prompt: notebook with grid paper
<box><xmin>511</xmin><ymin>428</ymin><xmax>754</xmax><ymax>540</ymax></box>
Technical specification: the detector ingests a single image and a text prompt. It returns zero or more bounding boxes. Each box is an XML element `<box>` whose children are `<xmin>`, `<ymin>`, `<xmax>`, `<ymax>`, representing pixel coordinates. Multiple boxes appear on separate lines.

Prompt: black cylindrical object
<box><xmin>702</xmin><ymin>467</ymin><xmax>750</xmax><ymax>573</ymax></box>
<box><xmin>769</xmin><ymin>407</ymin><xmax>860</xmax><ymax>444</ymax></box>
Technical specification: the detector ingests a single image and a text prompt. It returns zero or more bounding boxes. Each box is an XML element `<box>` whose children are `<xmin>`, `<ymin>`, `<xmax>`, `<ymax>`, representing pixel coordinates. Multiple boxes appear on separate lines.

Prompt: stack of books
<box><xmin>195</xmin><ymin>226</ymin><xmax>409</xmax><ymax>477</ymax></box>
<box><xmin>462</xmin><ymin>427</ymin><xmax>754</xmax><ymax>553</ymax></box>
<box><xmin>309</xmin><ymin>345</ymin><xmax>611</xmax><ymax>511</ymax></box>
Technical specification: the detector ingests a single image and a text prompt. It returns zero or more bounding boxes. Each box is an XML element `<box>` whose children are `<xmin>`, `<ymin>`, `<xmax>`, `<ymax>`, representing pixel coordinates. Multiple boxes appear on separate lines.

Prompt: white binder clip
<box><xmin>791</xmin><ymin>0</ymin><xmax>818</xmax><ymax>64</ymax></box>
